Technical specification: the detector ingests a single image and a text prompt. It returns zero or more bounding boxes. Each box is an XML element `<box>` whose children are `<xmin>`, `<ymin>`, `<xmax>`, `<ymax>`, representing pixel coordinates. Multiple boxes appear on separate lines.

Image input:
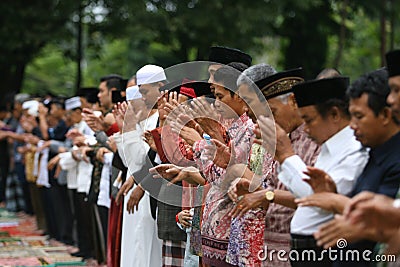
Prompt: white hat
<box><xmin>136</xmin><ymin>64</ymin><xmax>166</xmax><ymax>86</ymax></box>
<box><xmin>126</xmin><ymin>85</ymin><xmax>142</xmax><ymax>101</ymax></box>
<box><xmin>15</xmin><ymin>93</ymin><xmax>30</xmax><ymax>103</ymax></box>
<box><xmin>65</xmin><ymin>96</ymin><xmax>81</xmax><ymax>110</ymax></box>
<box><xmin>22</xmin><ymin>100</ymin><xmax>39</xmax><ymax>117</ymax></box>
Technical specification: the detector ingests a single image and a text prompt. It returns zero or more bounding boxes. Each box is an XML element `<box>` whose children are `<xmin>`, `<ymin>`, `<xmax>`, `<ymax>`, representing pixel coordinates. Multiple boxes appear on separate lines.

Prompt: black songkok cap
<box><xmin>255</xmin><ymin>67</ymin><xmax>305</xmax><ymax>100</ymax></box>
<box><xmin>77</xmin><ymin>87</ymin><xmax>99</xmax><ymax>104</ymax></box>
<box><xmin>120</xmin><ymin>79</ymin><xmax>128</xmax><ymax>92</ymax></box>
<box><xmin>160</xmin><ymin>80</ymin><xmax>212</xmax><ymax>99</ymax></box>
<box><xmin>292</xmin><ymin>77</ymin><xmax>350</xmax><ymax>108</ymax></box>
<box><xmin>385</xmin><ymin>49</ymin><xmax>400</xmax><ymax>77</ymax></box>
<box><xmin>189</xmin><ymin>81</ymin><xmax>212</xmax><ymax>98</ymax></box>
<box><xmin>208</xmin><ymin>46</ymin><xmax>252</xmax><ymax>67</ymax></box>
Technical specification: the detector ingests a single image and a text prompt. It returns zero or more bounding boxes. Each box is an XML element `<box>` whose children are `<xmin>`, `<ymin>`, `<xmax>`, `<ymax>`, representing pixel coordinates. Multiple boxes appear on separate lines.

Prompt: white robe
<box><xmin>117</xmin><ymin>112</ymin><xmax>162</xmax><ymax>267</ymax></box>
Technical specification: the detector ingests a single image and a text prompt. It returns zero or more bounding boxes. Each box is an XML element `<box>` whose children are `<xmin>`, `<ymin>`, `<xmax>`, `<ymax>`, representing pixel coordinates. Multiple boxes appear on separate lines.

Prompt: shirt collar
<box><xmin>322</xmin><ymin>125</ymin><xmax>356</xmax><ymax>156</ymax></box>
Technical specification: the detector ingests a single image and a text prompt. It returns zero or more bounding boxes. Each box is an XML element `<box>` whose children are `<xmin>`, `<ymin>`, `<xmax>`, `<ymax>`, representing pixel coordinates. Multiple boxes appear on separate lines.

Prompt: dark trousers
<box><xmin>290</xmin><ymin>234</ymin><xmax>333</xmax><ymax>267</ymax></box>
<box><xmin>29</xmin><ymin>183</ymin><xmax>47</xmax><ymax>232</ymax></box>
<box><xmin>54</xmin><ymin>184</ymin><xmax>74</xmax><ymax>245</ymax></box>
<box><xmin>0</xmin><ymin>162</ymin><xmax>9</xmax><ymax>202</ymax></box>
<box><xmin>15</xmin><ymin>162</ymin><xmax>33</xmax><ymax>215</ymax></box>
<box><xmin>73</xmin><ymin>190</ymin><xmax>95</xmax><ymax>258</ymax></box>
<box><xmin>40</xmin><ymin>186</ymin><xmax>59</xmax><ymax>239</ymax></box>
<box><xmin>97</xmin><ymin>205</ymin><xmax>108</xmax><ymax>252</ymax></box>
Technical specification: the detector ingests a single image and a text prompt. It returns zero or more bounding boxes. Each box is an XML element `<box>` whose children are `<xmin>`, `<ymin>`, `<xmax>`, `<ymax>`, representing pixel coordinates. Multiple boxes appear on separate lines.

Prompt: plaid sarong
<box><xmin>162</xmin><ymin>240</ymin><xmax>186</xmax><ymax>267</ymax></box>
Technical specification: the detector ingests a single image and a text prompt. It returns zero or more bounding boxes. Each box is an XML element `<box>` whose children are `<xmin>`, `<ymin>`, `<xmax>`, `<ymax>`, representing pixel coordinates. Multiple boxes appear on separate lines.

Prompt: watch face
<box><xmin>266</xmin><ymin>191</ymin><xmax>274</xmax><ymax>201</ymax></box>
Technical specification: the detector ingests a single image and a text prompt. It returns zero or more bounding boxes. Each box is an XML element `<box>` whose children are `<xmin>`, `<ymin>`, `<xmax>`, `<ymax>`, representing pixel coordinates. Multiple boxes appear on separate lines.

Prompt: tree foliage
<box><xmin>1</xmin><ymin>0</ymin><xmax>398</xmax><ymax>99</ymax></box>
<box><xmin>0</xmin><ymin>0</ymin><xmax>82</xmax><ymax>103</ymax></box>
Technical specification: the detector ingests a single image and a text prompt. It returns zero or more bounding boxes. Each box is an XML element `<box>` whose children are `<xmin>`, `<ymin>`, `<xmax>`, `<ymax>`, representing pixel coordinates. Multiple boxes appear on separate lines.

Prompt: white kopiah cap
<box><xmin>136</xmin><ymin>64</ymin><xmax>166</xmax><ymax>86</ymax></box>
<box><xmin>65</xmin><ymin>96</ymin><xmax>82</xmax><ymax>110</ymax></box>
<box><xmin>22</xmin><ymin>100</ymin><xmax>39</xmax><ymax>117</ymax></box>
<box><xmin>126</xmin><ymin>85</ymin><xmax>142</xmax><ymax>101</ymax></box>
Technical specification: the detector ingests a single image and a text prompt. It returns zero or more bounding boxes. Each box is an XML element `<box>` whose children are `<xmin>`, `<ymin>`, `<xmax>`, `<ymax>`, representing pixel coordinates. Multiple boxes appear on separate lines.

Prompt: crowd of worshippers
<box><xmin>0</xmin><ymin>45</ymin><xmax>400</xmax><ymax>267</ymax></box>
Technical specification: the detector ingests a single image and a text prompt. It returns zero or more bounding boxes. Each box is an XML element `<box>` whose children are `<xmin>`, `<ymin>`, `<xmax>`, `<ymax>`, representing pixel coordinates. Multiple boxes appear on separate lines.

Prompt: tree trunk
<box><xmin>333</xmin><ymin>0</ymin><xmax>349</xmax><ymax>68</ymax></box>
<box><xmin>380</xmin><ymin>0</ymin><xmax>387</xmax><ymax>67</ymax></box>
<box><xmin>75</xmin><ymin>1</ymin><xmax>83</xmax><ymax>95</ymax></box>
<box><xmin>389</xmin><ymin>0</ymin><xmax>395</xmax><ymax>50</ymax></box>
<box><xmin>0</xmin><ymin>61</ymin><xmax>26</xmax><ymax>107</ymax></box>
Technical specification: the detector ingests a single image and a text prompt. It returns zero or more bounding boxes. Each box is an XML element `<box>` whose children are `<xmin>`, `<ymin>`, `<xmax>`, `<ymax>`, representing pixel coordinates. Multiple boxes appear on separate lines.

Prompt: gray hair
<box><xmin>275</xmin><ymin>92</ymin><xmax>292</xmax><ymax>104</ymax></box>
<box><xmin>237</xmin><ymin>63</ymin><xmax>277</xmax><ymax>86</ymax></box>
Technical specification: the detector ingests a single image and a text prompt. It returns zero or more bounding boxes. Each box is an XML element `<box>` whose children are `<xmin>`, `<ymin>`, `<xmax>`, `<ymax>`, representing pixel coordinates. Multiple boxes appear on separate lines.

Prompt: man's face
<box><xmin>66</xmin><ymin>109</ymin><xmax>82</xmax><ymax>124</ymax></box>
<box><xmin>237</xmin><ymin>83</ymin><xmax>268</xmax><ymax>123</ymax></box>
<box><xmin>349</xmin><ymin>93</ymin><xmax>386</xmax><ymax>148</ymax></box>
<box><xmin>139</xmin><ymin>83</ymin><xmax>161</xmax><ymax>109</ymax></box>
<box><xmin>388</xmin><ymin>76</ymin><xmax>400</xmax><ymax>121</ymax></box>
<box><xmin>13</xmin><ymin>102</ymin><xmax>22</xmax><ymax>119</ymax></box>
<box><xmin>0</xmin><ymin>111</ymin><xmax>7</xmax><ymax>120</ymax></box>
<box><xmin>208</xmin><ymin>64</ymin><xmax>222</xmax><ymax>94</ymax></box>
<box><xmin>268</xmin><ymin>97</ymin><xmax>296</xmax><ymax>133</ymax></box>
<box><xmin>298</xmin><ymin>105</ymin><xmax>336</xmax><ymax>145</ymax></box>
<box><xmin>50</xmin><ymin>103</ymin><xmax>64</xmax><ymax>119</ymax></box>
<box><xmin>214</xmin><ymin>84</ymin><xmax>238</xmax><ymax>119</ymax></box>
<box><xmin>98</xmin><ymin>81</ymin><xmax>112</xmax><ymax>109</ymax></box>
<box><xmin>129</xmin><ymin>99</ymin><xmax>148</xmax><ymax>122</ymax></box>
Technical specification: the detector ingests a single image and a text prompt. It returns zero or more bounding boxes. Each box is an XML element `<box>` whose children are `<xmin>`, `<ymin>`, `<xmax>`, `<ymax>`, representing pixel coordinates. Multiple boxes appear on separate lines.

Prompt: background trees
<box><xmin>1</xmin><ymin>0</ymin><xmax>398</xmax><ymax>102</ymax></box>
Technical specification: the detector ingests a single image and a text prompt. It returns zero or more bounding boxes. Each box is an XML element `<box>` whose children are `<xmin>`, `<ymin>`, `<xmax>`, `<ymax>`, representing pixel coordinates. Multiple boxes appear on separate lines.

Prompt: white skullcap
<box><xmin>136</xmin><ymin>64</ymin><xmax>166</xmax><ymax>86</ymax></box>
<box><xmin>65</xmin><ymin>96</ymin><xmax>81</xmax><ymax>110</ymax></box>
<box><xmin>126</xmin><ymin>85</ymin><xmax>142</xmax><ymax>101</ymax></box>
<box><xmin>15</xmin><ymin>93</ymin><xmax>30</xmax><ymax>103</ymax></box>
<box><xmin>22</xmin><ymin>100</ymin><xmax>39</xmax><ymax>117</ymax></box>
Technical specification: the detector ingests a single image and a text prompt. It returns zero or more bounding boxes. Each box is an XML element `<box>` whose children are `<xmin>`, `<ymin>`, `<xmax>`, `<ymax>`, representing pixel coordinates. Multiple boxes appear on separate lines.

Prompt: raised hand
<box><xmin>189</xmin><ymin>98</ymin><xmax>225</xmax><ymax>142</ymax></box>
<box><xmin>121</xmin><ymin>102</ymin><xmax>143</xmax><ymax>133</ymax></box>
<box><xmin>229</xmin><ymin>190</ymin><xmax>267</xmax><ymax>218</ymax></box>
<box><xmin>344</xmin><ymin>191</ymin><xmax>398</xmax><ymax>230</ymax></box>
<box><xmin>203</xmin><ymin>139</ymin><xmax>234</xmax><ymax>169</ymax></box>
<box><xmin>257</xmin><ymin>115</ymin><xmax>295</xmax><ymax>164</ymax></box>
<box><xmin>302</xmin><ymin>166</ymin><xmax>337</xmax><ymax>193</ymax></box>
<box><xmin>143</xmin><ymin>130</ymin><xmax>157</xmax><ymax>152</ymax></box>
<box><xmin>82</xmin><ymin>108</ymin><xmax>107</xmax><ymax>132</ymax></box>
<box><xmin>113</xmin><ymin>102</ymin><xmax>127</xmax><ymax>132</ymax></box>
<box><xmin>295</xmin><ymin>192</ymin><xmax>347</xmax><ymax>213</ymax></box>
<box><xmin>227</xmin><ymin>178</ymin><xmax>250</xmax><ymax>202</ymax></box>
<box><xmin>170</xmin><ymin>124</ymin><xmax>202</xmax><ymax>146</ymax></box>
<box><xmin>149</xmin><ymin>164</ymin><xmax>183</xmax><ymax>180</ymax></box>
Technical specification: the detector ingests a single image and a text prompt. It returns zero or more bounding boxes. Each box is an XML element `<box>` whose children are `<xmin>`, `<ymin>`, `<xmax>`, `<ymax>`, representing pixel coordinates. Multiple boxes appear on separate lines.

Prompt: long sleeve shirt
<box><xmin>278</xmin><ymin>126</ymin><xmax>369</xmax><ymax>235</ymax></box>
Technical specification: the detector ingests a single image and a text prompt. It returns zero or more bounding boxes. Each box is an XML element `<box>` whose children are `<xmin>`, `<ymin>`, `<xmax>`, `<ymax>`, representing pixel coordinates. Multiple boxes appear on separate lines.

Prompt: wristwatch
<box><xmin>265</xmin><ymin>190</ymin><xmax>275</xmax><ymax>203</ymax></box>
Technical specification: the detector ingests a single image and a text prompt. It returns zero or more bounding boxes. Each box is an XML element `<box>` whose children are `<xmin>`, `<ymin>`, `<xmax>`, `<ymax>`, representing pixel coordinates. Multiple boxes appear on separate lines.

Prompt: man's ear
<box><xmin>330</xmin><ymin>106</ymin><xmax>341</xmax><ymax>122</ymax></box>
<box><xmin>289</xmin><ymin>93</ymin><xmax>298</xmax><ymax>109</ymax></box>
<box><xmin>380</xmin><ymin>106</ymin><xmax>393</xmax><ymax>126</ymax></box>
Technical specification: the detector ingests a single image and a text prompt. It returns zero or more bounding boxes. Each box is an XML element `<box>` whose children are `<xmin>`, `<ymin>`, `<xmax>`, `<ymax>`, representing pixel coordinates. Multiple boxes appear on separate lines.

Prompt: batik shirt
<box><xmin>193</xmin><ymin>113</ymin><xmax>253</xmax><ymax>266</ymax></box>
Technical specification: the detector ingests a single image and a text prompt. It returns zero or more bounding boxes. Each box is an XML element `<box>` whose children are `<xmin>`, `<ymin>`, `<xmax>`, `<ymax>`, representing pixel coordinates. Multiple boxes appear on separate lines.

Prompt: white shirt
<box><xmin>97</xmin><ymin>152</ymin><xmax>113</xmax><ymax>208</ymax></box>
<box><xmin>278</xmin><ymin>126</ymin><xmax>369</xmax><ymax>235</ymax></box>
<box><xmin>118</xmin><ymin>111</ymin><xmax>163</xmax><ymax>267</ymax></box>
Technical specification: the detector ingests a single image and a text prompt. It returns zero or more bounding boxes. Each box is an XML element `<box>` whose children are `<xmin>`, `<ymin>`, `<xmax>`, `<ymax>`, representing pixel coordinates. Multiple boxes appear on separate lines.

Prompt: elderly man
<box><xmin>257</xmin><ymin>76</ymin><xmax>369</xmax><ymax>267</ymax></box>
<box><xmin>230</xmin><ymin>68</ymin><xmax>320</xmax><ymax>267</ymax></box>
